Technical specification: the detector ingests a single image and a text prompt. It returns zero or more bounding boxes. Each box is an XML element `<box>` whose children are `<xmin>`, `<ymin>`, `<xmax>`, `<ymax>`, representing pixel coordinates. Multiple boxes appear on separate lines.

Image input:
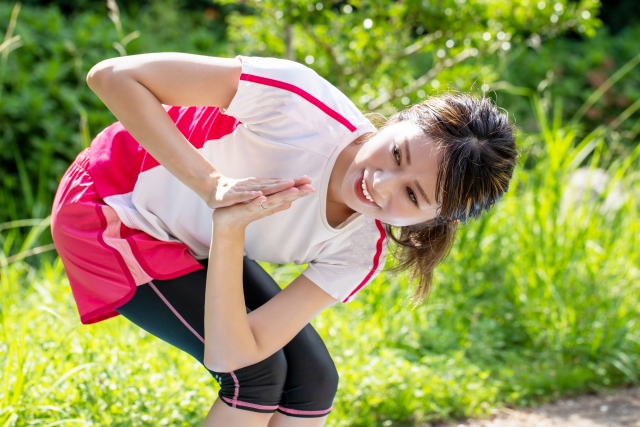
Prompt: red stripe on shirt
<box><xmin>240</xmin><ymin>73</ymin><xmax>357</xmax><ymax>132</ymax></box>
<box><xmin>343</xmin><ymin>219</ymin><xmax>386</xmax><ymax>302</ymax></box>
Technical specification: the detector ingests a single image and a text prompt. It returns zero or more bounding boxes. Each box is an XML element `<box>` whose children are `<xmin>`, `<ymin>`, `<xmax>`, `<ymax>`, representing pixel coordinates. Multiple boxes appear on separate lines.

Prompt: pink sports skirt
<box><xmin>50</xmin><ymin>148</ymin><xmax>204</xmax><ymax>325</ymax></box>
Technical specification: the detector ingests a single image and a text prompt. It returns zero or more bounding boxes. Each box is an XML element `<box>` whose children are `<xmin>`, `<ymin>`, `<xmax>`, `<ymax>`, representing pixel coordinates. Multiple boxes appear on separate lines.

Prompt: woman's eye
<box><xmin>407</xmin><ymin>187</ymin><xmax>418</xmax><ymax>206</ymax></box>
<box><xmin>393</xmin><ymin>144</ymin><xmax>401</xmax><ymax>164</ymax></box>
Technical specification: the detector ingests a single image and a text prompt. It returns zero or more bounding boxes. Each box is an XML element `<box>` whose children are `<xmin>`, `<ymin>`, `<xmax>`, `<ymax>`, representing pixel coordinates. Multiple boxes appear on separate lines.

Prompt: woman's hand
<box><xmin>199</xmin><ymin>174</ymin><xmax>312</xmax><ymax>210</ymax></box>
<box><xmin>211</xmin><ymin>181</ymin><xmax>315</xmax><ymax>230</ymax></box>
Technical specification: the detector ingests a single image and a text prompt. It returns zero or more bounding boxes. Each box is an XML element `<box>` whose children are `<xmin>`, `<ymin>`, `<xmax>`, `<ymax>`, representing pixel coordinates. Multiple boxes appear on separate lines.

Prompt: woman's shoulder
<box><xmin>330</xmin><ymin>215</ymin><xmax>388</xmax><ymax>261</ymax></box>
<box><xmin>230</xmin><ymin>56</ymin><xmax>373</xmax><ymax>137</ymax></box>
<box><xmin>304</xmin><ymin>215</ymin><xmax>388</xmax><ymax>303</ymax></box>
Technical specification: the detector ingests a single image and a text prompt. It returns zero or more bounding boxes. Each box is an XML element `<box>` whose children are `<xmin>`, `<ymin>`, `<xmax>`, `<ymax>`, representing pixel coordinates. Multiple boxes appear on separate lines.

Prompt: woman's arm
<box><xmin>203</xmin><ymin>187</ymin><xmax>339</xmax><ymax>373</ymax></box>
<box><xmin>85</xmin><ymin>53</ymin><xmax>304</xmax><ymax>208</ymax></box>
<box><xmin>87</xmin><ymin>53</ymin><xmax>243</xmax><ymax>112</ymax></box>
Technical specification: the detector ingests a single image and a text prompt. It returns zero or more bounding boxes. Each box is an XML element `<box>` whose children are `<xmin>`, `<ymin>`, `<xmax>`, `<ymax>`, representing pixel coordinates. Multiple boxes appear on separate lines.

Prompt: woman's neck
<box><xmin>325</xmin><ymin>139</ymin><xmax>361</xmax><ymax>228</ymax></box>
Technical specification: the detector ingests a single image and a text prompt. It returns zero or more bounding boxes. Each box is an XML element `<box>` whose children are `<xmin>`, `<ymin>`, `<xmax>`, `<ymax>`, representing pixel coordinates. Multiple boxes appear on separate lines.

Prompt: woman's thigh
<box><xmin>115</xmin><ymin>264</ymin><xmax>287</xmax><ymax>413</ymax></box>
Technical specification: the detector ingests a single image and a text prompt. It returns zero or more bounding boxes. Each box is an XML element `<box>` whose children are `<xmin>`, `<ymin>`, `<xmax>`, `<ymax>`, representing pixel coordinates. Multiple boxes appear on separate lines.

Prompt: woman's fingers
<box><xmin>258</xmin><ymin>186</ymin><xmax>314</xmax><ymax>211</ymax></box>
<box><xmin>234</xmin><ymin>191</ymin><xmax>263</xmax><ymax>204</ymax></box>
<box><xmin>208</xmin><ymin>175</ymin><xmax>312</xmax><ymax>210</ymax></box>
<box><xmin>212</xmin><ymin>181</ymin><xmax>315</xmax><ymax>228</ymax></box>
<box><xmin>291</xmin><ymin>175</ymin><xmax>312</xmax><ymax>187</ymax></box>
<box><xmin>296</xmin><ymin>183</ymin><xmax>314</xmax><ymax>192</ymax></box>
<box><xmin>226</xmin><ymin>182</ymin><xmax>314</xmax><ymax>211</ymax></box>
<box><xmin>251</xmin><ymin>179</ymin><xmax>296</xmax><ymax>196</ymax></box>
<box><xmin>238</xmin><ymin>176</ymin><xmax>311</xmax><ymax>196</ymax></box>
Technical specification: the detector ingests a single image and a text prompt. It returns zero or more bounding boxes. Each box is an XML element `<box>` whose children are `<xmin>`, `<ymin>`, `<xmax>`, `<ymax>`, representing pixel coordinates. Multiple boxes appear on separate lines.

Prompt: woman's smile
<box><xmin>355</xmin><ymin>171</ymin><xmax>380</xmax><ymax>207</ymax></box>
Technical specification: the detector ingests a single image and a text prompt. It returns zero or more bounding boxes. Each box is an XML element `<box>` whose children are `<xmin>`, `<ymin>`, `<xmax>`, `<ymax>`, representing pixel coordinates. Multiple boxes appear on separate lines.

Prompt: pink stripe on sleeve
<box><xmin>240</xmin><ymin>73</ymin><xmax>357</xmax><ymax>132</ymax></box>
<box><xmin>342</xmin><ymin>220</ymin><xmax>386</xmax><ymax>303</ymax></box>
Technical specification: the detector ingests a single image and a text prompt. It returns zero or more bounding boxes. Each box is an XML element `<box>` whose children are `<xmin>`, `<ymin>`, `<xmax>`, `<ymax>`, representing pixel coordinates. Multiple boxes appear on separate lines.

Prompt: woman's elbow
<box><xmin>204</xmin><ymin>360</ymin><xmax>230</xmax><ymax>373</ymax></box>
<box><xmin>86</xmin><ymin>60</ymin><xmax>113</xmax><ymax>88</ymax></box>
<box><xmin>204</xmin><ymin>353</ymin><xmax>228</xmax><ymax>372</ymax></box>
<box><xmin>204</xmin><ymin>347</ymin><xmax>261</xmax><ymax>373</ymax></box>
<box><xmin>86</xmin><ymin>58</ymin><xmax>132</xmax><ymax>90</ymax></box>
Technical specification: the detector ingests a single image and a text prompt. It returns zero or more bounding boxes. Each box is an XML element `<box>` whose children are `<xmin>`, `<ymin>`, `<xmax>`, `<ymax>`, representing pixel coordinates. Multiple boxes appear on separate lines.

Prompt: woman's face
<box><xmin>341</xmin><ymin>121</ymin><xmax>442</xmax><ymax>227</ymax></box>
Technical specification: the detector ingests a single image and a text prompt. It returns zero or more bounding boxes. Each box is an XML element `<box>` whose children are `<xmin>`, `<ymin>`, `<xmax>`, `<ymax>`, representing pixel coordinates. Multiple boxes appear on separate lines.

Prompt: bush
<box><xmin>219</xmin><ymin>0</ymin><xmax>601</xmax><ymax>114</ymax></box>
<box><xmin>0</xmin><ymin>1</ymin><xmax>227</xmax><ymax>229</ymax></box>
<box><xmin>491</xmin><ymin>25</ymin><xmax>640</xmax><ymax>147</ymax></box>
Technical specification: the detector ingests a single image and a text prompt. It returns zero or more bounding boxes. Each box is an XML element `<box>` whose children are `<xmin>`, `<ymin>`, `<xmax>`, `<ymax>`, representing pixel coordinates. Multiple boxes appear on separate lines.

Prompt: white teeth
<box><xmin>361</xmin><ymin>176</ymin><xmax>376</xmax><ymax>204</ymax></box>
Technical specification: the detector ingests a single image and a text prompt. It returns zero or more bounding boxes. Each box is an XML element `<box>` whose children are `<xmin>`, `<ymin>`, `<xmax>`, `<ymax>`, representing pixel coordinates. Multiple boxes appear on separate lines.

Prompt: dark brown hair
<box><xmin>373</xmin><ymin>93</ymin><xmax>518</xmax><ymax>305</ymax></box>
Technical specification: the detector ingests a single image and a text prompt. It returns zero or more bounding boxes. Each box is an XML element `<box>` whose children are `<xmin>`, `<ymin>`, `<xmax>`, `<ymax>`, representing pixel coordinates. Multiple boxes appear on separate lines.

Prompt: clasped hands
<box><xmin>200</xmin><ymin>174</ymin><xmax>315</xmax><ymax>230</ymax></box>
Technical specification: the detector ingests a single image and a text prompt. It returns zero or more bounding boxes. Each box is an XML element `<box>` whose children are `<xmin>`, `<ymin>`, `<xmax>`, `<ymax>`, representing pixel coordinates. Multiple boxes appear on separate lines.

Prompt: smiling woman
<box><xmin>364</xmin><ymin>95</ymin><xmax>519</xmax><ymax>303</ymax></box>
<box><xmin>50</xmin><ymin>52</ymin><xmax>517</xmax><ymax>427</ymax></box>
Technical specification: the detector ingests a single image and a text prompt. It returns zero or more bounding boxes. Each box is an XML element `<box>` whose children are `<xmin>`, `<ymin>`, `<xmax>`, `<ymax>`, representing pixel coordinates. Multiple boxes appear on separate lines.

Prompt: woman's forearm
<box><xmin>204</xmin><ymin>225</ymin><xmax>260</xmax><ymax>372</ymax></box>
<box><xmin>87</xmin><ymin>74</ymin><xmax>219</xmax><ymax>197</ymax></box>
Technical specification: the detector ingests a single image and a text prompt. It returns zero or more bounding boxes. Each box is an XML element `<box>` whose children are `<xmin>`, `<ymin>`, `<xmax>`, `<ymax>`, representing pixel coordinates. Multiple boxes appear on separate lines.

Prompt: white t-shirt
<box><xmin>90</xmin><ymin>56</ymin><xmax>388</xmax><ymax>302</ymax></box>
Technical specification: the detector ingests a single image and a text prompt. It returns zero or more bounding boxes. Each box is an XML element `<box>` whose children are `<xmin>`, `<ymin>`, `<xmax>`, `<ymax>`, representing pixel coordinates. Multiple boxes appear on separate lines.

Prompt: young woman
<box><xmin>50</xmin><ymin>53</ymin><xmax>517</xmax><ymax>426</ymax></box>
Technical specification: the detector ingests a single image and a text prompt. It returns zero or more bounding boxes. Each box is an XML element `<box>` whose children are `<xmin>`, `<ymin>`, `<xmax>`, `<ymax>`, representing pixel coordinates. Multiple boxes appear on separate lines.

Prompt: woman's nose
<box><xmin>372</xmin><ymin>170</ymin><xmax>397</xmax><ymax>200</ymax></box>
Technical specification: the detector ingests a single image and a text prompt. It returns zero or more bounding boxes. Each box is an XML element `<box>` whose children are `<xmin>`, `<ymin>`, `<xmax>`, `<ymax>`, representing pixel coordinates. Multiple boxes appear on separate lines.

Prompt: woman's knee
<box><xmin>303</xmin><ymin>349</ymin><xmax>339</xmax><ymax>402</ymax></box>
<box><xmin>211</xmin><ymin>348</ymin><xmax>288</xmax><ymax>413</ymax></box>
<box><xmin>278</xmin><ymin>325</ymin><xmax>339</xmax><ymax>416</ymax></box>
<box><xmin>278</xmin><ymin>356</ymin><xmax>339</xmax><ymax>418</ymax></box>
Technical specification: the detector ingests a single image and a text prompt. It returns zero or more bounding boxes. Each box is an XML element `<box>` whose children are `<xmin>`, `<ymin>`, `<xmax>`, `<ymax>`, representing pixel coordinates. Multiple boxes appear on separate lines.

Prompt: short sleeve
<box><xmin>221</xmin><ymin>56</ymin><xmax>376</xmax><ymax>143</ymax></box>
<box><xmin>302</xmin><ymin>219</ymin><xmax>388</xmax><ymax>303</ymax></box>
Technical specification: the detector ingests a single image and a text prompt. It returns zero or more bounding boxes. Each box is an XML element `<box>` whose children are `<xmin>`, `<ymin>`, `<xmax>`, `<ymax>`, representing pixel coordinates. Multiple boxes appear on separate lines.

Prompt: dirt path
<box><xmin>439</xmin><ymin>387</ymin><xmax>640</xmax><ymax>427</ymax></box>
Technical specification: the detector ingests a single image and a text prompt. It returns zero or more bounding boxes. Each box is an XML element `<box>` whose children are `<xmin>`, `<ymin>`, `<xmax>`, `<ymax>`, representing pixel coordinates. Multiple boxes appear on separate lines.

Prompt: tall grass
<box><xmin>1</xmin><ymin>91</ymin><xmax>639</xmax><ymax>426</ymax></box>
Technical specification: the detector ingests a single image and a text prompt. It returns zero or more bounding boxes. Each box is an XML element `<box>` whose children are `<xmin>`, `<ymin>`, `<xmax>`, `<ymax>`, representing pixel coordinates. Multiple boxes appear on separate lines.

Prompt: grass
<box><xmin>1</xmin><ymin>92</ymin><xmax>639</xmax><ymax>427</ymax></box>
<box><xmin>1</xmin><ymin>0</ymin><xmax>639</xmax><ymax>424</ymax></box>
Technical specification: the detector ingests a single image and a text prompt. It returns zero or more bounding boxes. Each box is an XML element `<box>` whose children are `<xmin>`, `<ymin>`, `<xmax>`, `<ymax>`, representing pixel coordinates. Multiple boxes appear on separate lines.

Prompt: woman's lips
<box><xmin>355</xmin><ymin>171</ymin><xmax>379</xmax><ymax>208</ymax></box>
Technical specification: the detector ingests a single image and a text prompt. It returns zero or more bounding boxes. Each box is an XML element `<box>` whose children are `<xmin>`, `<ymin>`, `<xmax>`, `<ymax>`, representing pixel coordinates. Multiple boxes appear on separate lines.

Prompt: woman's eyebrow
<box><xmin>404</xmin><ymin>139</ymin><xmax>432</xmax><ymax>205</ymax></box>
<box><xmin>404</xmin><ymin>137</ymin><xmax>412</xmax><ymax>165</ymax></box>
<box><xmin>414</xmin><ymin>180</ymin><xmax>432</xmax><ymax>205</ymax></box>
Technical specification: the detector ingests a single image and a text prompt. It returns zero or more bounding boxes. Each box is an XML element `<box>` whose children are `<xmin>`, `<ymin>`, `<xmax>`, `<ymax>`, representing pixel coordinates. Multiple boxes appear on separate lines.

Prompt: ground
<box><xmin>438</xmin><ymin>386</ymin><xmax>640</xmax><ymax>427</ymax></box>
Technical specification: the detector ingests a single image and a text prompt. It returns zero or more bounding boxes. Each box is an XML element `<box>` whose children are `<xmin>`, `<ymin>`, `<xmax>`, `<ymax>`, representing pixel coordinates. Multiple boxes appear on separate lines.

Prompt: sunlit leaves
<box><xmin>220</xmin><ymin>0</ymin><xmax>601</xmax><ymax>113</ymax></box>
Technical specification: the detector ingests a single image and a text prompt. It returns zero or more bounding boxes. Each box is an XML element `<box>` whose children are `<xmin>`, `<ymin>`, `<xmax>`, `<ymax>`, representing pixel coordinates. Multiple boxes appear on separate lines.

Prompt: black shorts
<box><xmin>115</xmin><ymin>257</ymin><xmax>338</xmax><ymax>418</ymax></box>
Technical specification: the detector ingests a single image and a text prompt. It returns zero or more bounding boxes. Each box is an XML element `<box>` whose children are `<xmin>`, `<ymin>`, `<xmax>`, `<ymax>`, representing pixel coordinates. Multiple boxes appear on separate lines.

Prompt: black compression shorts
<box><xmin>115</xmin><ymin>257</ymin><xmax>338</xmax><ymax>418</ymax></box>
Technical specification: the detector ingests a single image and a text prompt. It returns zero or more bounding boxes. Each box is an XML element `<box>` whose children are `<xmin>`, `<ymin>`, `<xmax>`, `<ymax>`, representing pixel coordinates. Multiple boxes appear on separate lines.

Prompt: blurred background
<box><xmin>1</xmin><ymin>0</ymin><xmax>639</xmax><ymax>426</ymax></box>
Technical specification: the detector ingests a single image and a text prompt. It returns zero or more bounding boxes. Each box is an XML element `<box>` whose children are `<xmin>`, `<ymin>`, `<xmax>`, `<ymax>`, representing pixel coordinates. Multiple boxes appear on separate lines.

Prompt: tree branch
<box><xmin>368</xmin><ymin>49</ymin><xmax>472</xmax><ymax>110</ymax></box>
<box><xmin>303</xmin><ymin>23</ymin><xmax>346</xmax><ymax>90</ymax></box>
<box><xmin>368</xmin><ymin>42</ymin><xmax>502</xmax><ymax>110</ymax></box>
<box><xmin>402</xmin><ymin>30</ymin><xmax>443</xmax><ymax>56</ymax></box>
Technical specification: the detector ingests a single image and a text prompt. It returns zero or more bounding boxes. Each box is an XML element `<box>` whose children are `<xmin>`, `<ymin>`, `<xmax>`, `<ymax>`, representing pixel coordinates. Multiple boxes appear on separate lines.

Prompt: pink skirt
<box><xmin>50</xmin><ymin>148</ymin><xmax>204</xmax><ymax>324</ymax></box>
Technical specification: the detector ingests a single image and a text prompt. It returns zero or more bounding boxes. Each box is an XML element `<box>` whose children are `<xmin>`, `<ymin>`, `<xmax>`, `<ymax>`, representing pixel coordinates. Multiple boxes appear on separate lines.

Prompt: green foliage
<box><xmin>2</xmin><ymin>96</ymin><xmax>640</xmax><ymax>425</ymax></box>
<box><xmin>491</xmin><ymin>25</ymin><xmax>640</xmax><ymax>146</ymax></box>
<box><xmin>219</xmin><ymin>0</ymin><xmax>601</xmax><ymax>114</ymax></box>
<box><xmin>2</xmin><ymin>1</ymin><xmax>640</xmax><ymax>424</ymax></box>
<box><xmin>0</xmin><ymin>1</ymin><xmax>227</xmax><ymax>230</ymax></box>
<box><xmin>0</xmin><ymin>256</ymin><xmax>219</xmax><ymax>426</ymax></box>
<box><xmin>599</xmin><ymin>0</ymin><xmax>640</xmax><ymax>32</ymax></box>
